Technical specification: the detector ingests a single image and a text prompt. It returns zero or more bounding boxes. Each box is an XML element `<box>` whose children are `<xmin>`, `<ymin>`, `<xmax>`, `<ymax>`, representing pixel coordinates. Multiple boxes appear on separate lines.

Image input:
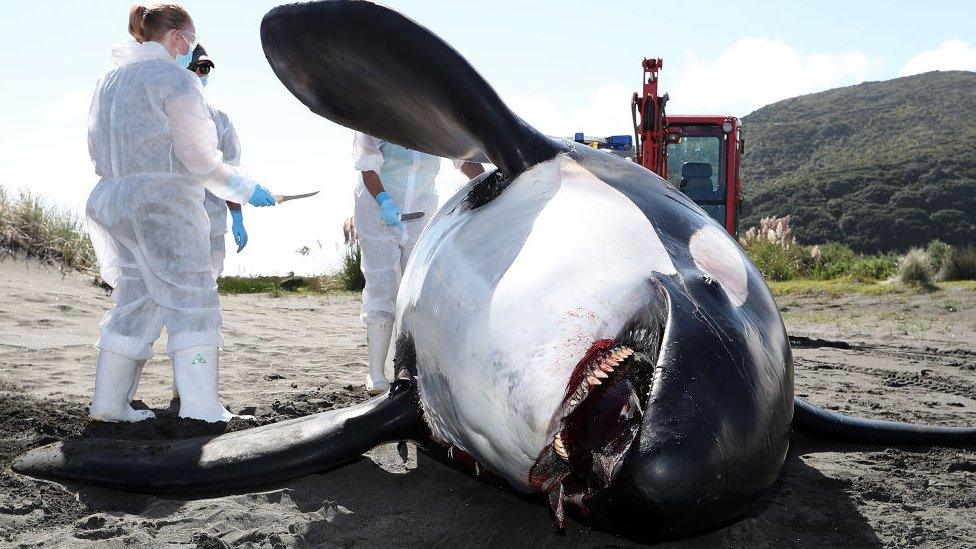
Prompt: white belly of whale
<box><xmin>396</xmin><ymin>155</ymin><xmax>676</xmax><ymax>490</ymax></box>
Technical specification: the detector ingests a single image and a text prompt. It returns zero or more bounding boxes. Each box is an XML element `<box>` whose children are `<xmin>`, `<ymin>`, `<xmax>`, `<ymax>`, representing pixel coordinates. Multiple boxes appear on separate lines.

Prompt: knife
<box><xmin>400</xmin><ymin>212</ymin><xmax>425</xmax><ymax>221</ymax></box>
<box><xmin>272</xmin><ymin>191</ymin><xmax>320</xmax><ymax>204</ymax></box>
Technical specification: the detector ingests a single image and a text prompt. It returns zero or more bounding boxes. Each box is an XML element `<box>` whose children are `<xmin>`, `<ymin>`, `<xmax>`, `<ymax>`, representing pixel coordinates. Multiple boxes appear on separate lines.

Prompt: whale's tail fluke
<box><xmin>13</xmin><ymin>387</ymin><xmax>424</xmax><ymax>494</ymax></box>
<box><xmin>793</xmin><ymin>397</ymin><xmax>976</xmax><ymax>445</ymax></box>
<box><xmin>260</xmin><ymin>0</ymin><xmax>563</xmax><ymax>177</ymax></box>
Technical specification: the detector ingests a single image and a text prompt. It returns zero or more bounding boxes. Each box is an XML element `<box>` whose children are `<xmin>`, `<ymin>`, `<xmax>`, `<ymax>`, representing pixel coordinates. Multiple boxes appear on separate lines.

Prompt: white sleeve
<box><xmin>352</xmin><ymin>132</ymin><xmax>385</xmax><ymax>172</ymax></box>
<box><xmin>87</xmin><ymin>83</ymin><xmax>99</xmax><ymax>166</ymax></box>
<box><xmin>214</xmin><ymin>109</ymin><xmax>242</xmax><ymax>167</ymax></box>
<box><xmin>164</xmin><ymin>85</ymin><xmax>255</xmax><ymax>204</ymax></box>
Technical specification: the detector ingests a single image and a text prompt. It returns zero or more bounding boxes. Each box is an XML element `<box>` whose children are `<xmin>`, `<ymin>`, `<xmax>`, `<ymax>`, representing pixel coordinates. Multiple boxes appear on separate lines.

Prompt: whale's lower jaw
<box><xmin>526</xmin><ymin>285</ymin><xmax>669</xmax><ymax>523</ymax></box>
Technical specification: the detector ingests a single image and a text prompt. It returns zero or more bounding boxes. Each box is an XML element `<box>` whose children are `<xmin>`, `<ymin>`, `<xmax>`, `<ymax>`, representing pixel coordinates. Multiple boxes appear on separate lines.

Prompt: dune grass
<box><xmin>0</xmin><ymin>187</ymin><xmax>96</xmax><ymax>272</ymax></box>
<box><xmin>335</xmin><ymin>243</ymin><xmax>365</xmax><ymax>292</ymax></box>
<box><xmin>767</xmin><ymin>279</ymin><xmax>907</xmax><ymax>297</ymax></box>
<box><xmin>217</xmin><ymin>274</ymin><xmax>355</xmax><ymax>296</ymax></box>
<box><xmin>897</xmin><ymin>248</ymin><xmax>935</xmax><ymax>289</ymax></box>
<box><xmin>218</xmin><ymin>244</ymin><xmax>365</xmax><ymax>297</ymax></box>
<box><xmin>768</xmin><ymin>278</ymin><xmax>976</xmax><ymax>296</ymax></box>
<box><xmin>217</xmin><ymin>276</ymin><xmax>288</xmax><ymax>294</ymax></box>
<box><xmin>942</xmin><ymin>280</ymin><xmax>976</xmax><ymax>292</ymax></box>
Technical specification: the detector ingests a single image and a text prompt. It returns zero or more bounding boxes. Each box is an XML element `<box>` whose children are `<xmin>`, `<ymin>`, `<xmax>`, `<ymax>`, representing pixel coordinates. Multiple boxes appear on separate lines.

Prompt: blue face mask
<box><xmin>175</xmin><ymin>49</ymin><xmax>194</xmax><ymax>70</ymax></box>
<box><xmin>199</xmin><ymin>76</ymin><xmax>209</xmax><ymax>87</ymax></box>
<box><xmin>174</xmin><ymin>32</ymin><xmax>196</xmax><ymax>70</ymax></box>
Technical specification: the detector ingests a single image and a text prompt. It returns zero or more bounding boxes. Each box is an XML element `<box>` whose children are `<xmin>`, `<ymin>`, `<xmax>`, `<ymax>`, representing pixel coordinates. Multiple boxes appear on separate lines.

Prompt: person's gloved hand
<box><xmin>230</xmin><ymin>209</ymin><xmax>247</xmax><ymax>252</ymax></box>
<box><xmin>376</xmin><ymin>192</ymin><xmax>402</xmax><ymax>227</ymax></box>
<box><xmin>248</xmin><ymin>185</ymin><xmax>277</xmax><ymax>207</ymax></box>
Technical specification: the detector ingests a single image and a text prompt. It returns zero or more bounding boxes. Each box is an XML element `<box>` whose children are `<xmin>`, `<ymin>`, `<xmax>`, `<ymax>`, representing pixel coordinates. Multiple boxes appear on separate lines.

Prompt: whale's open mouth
<box><xmin>529</xmin><ymin>307</ymin><xmax>666</xmax><ymax>526</ymax></box>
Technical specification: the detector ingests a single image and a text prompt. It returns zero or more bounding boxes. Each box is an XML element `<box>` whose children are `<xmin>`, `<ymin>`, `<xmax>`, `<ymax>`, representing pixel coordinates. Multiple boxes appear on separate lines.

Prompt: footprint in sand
<box><xmin>73</xmin><ymin>514</ymin><xmax>129</xmax><ymax>541</ymax></box>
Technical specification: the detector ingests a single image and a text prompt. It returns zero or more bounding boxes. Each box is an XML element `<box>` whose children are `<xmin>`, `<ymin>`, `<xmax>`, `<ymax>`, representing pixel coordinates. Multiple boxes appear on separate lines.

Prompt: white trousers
<box><xmin>95</xmin><ymin>226</ymin><xmax>222</xmax><ymax>361</ymax></box>
<box><xmin>354</xmin><ymin>192</ymin><xmax>433</xmax><ymax>323</ymax></box>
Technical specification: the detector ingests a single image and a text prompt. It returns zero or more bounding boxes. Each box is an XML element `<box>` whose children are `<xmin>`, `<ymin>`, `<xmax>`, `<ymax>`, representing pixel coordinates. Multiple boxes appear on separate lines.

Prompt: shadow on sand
<box><xmin>3</xmin><ymin>383</ymin><xmax>882</xmax><ymax>547</ymax></box>
<box><xmin>65</xmin><ymin>434</ymin><xmax>881</xmax><ymax>547</ymax></box>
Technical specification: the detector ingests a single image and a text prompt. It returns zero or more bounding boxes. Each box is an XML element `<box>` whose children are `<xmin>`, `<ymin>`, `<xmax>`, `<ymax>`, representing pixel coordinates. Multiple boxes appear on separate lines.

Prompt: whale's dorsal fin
<box><xmin>261</xmin><ymin>0</ymin><xmax>563</xmax><ymax>176</ymax></box>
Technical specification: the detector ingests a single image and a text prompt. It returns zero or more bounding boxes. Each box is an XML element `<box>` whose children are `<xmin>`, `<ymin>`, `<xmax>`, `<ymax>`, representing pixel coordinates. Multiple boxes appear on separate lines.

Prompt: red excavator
<box><xmin>575</xmin><ymin>58</ymin><xmax>744</xmax><ymax>236</ymax></box>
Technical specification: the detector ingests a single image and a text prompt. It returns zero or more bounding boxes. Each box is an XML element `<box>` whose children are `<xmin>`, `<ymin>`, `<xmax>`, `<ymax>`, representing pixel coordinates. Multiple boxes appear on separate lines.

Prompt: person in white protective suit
<box><xmin>85</xmin><ymin>4</ymin><xmax>277</xmax><ymax>423</ymax></box>
<box><xmin>160</xmin><ymin>44</ymin><xmax>247</xmax><ymax>402</ymax></box>
<box><xmin>353</xmin><ymin>132</ymin><xmax>484</xmax><ymax>394</ymax></box>
<box><xmin>185</xmin><ymin>44</ymin><xmax>248</xmax><ymax>279</ymax></box>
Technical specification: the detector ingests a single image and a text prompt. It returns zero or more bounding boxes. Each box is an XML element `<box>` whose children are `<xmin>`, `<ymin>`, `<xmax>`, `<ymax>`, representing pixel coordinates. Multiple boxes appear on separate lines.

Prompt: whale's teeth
<box><xmin>629</xmin><ymin>391</ymin><xmax>644</xmax><ymax>415</ymax></box>
<box><xmin>600</xmin><ymin>362</ymin><xmax>615</xmax><ymax>373</ymax></box>
<box><xmin>613</xmin><ymin>349</ymin><xmax>632</xmax><ymax>361</ymax></box>
<box><xmin>586</xmin><ymin>375</ymin><xmax>602</xmax><ymax>386</ymax></box>
<box><xmin>593</xmin><ymin>369</ymin><xmax>609</xmax><ymax>379</ymax></box>
<box><xmin>569</xmin><ymin>397</ymin><xmax>580</xmax><ymax>407</ymax></box>
<box><xmin>554</xmin><ymin>433</ymin><xmax>569</xmax><ymax>461</ymax></box>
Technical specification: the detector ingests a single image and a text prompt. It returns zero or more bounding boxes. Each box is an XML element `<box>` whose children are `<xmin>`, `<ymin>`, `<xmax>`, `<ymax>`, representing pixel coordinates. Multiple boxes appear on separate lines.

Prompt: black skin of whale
<box><xmin>14</xmin><ymin>0</ymin><xmax>976</xmax><ymax>541</ymax></box>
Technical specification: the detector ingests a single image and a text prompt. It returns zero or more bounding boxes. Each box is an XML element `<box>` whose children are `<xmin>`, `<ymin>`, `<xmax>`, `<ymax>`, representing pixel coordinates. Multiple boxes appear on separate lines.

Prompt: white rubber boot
<box><xmin>169</xmin><ymin>354</ymin><xmax>179</xmax><ymax>400</ymax></box>
<box><xmin>173</xmin><ymin>346</ymin><xmax>253</xmax><ymax>423</ymax></box>
<box><xmin>124</xmin><ymin>359</ymin><xmax>147</xmax><ymax>404</ymax></box>
<box><xmin>365</xmin><ymin>321</ymin><xmax>393</xmax><ymax>395</ymax></box>
<box><xmin>90</xmin><ymin>350</ymin><xmax>155</xmax><ymax>422</ymax></box>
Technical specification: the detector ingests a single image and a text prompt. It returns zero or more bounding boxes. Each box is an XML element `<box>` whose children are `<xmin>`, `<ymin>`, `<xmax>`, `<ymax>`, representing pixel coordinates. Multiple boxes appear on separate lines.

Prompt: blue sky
<box><xmin>1</xmin><ymin>0</ymin><xmax>974</xmax><ymax>275</ymax></box>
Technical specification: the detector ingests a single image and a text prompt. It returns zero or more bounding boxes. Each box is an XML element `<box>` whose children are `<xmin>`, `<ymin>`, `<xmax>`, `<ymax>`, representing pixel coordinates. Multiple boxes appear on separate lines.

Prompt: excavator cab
<box><xmin>666</xmin><ymin>119</ymin><xmax>742</xmax><ymax>234</ymax></box>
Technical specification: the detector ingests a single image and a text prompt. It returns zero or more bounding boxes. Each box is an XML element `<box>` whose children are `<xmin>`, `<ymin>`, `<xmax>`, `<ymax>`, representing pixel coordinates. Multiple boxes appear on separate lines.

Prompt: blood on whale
<box><xmin>562</xmin><ymin>339</ymin><xmax>616</xmax><ymax>405</ymax></box>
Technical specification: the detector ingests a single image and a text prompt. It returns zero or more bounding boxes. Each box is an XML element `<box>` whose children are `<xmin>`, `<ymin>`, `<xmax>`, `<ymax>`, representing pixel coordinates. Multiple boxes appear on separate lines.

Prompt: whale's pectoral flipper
<box><xmin>13</xmin><ymin>388</ymin><xmax>425</xmax><ymax>494</ymax></box>
<box><xmin>260</xmin><ymin>0</ymin><xmax>564</xmax><ymax>177</ymax></box>
<box><xmin>793</xmin><ymin>397</ymin><xmax>976</xmax><ymax>445</ymax></box>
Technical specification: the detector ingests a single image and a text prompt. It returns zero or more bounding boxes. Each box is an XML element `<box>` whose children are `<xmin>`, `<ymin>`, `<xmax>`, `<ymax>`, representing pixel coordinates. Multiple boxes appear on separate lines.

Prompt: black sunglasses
<box><xmin>192</xmin><ymin>64</ymin><xmax>212</xmax><ymax>75</ymax></box>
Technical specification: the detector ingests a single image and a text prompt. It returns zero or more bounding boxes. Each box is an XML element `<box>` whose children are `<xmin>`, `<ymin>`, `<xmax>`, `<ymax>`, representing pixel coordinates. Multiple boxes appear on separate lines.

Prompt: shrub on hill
<box><xmin>739</xmin><ymin>216</ymin><xmax>806</xmax><ymax>281</ymax></box>
<box><xmin>739</xmin><ymin>216</ymin><xmax>925</xmax><ymax>284</ymax></box>
<box><xmin>939</xmin><ymin>245</ymin><xmax>976</xmax><ymax>281</ymax></box>
<box><xmin>898</xmin><ymin>249</ymin><xmax>934</xmax><ymax>288</ymax></box>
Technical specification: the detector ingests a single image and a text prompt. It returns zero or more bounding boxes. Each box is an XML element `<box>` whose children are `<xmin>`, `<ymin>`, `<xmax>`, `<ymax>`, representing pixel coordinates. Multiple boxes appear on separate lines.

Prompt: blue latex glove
<box><xmin>248</xmin><ymin>185</ymin><xmax>276</xmax><ymax>207</ymax></box>
<box><xmin>376</xmin><ymin>192</ymin><xmax>402</xmax><ymax>227</ymax></box>
<box><xmin>230</xmin><ymin>209</ymin><xmax>247</xmax><ymax>252</ymax></box>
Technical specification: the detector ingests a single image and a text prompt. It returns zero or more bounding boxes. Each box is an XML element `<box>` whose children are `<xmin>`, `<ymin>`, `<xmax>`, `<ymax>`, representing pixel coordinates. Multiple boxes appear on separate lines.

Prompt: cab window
<box><xmin>667</xmin><ymin>125</ymin><xmax>726</xmax><ymax>225</ymax></box>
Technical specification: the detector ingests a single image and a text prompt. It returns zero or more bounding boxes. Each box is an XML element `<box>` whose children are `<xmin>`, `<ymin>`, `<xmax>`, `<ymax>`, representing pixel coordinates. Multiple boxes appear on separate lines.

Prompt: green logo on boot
<box><xmin>192</xmin><ymin>353</ymin><xmax>207</xmax><ymax>365</ymax></box>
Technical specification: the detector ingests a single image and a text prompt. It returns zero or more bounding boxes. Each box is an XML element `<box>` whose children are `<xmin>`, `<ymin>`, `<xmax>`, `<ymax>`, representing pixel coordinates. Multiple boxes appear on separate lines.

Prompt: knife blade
<box><xmin>272</xmin><ymin>191</ymin><xmax>320</xmax><ymax>204</ymax></box>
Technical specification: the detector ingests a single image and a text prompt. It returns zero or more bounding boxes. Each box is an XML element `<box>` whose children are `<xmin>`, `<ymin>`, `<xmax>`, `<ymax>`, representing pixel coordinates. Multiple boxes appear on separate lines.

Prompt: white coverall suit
<box><xmin>86</xmin><ymin>41</ymin><xmax>257</xmax><ymax>422</ymax></box>
<box><xmin>353</xmin><ymin>132</ymin><xmax>460</xmax><ymax>394</ymax></box>
<box><xmin>353</xmin><ymin>132</ymin><xmax>443</xmax><ymax>322</ymax></box>
<box><xmin>202</xmin><ymin>106</ymin><xmax>241</xmax><ymax>278</ymax></box>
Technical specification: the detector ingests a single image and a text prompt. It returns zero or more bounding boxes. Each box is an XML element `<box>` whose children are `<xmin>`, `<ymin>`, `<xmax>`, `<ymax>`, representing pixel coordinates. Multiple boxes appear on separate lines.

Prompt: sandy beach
<box><xmin>0</xmin><ymin>258</ymin><xmax>974</xmax><ymax>548</ymax></box>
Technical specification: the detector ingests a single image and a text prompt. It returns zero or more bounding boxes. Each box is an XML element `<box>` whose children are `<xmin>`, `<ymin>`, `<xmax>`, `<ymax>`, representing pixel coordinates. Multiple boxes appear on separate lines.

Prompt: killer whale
<box><xmin>14</xmin><ymin>0</ymin><xmax>976</xmax><ymax>540</ymax></box>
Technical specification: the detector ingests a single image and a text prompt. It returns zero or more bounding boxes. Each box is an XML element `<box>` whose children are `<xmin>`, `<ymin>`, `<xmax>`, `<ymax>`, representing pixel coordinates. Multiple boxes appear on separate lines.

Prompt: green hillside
<box><xmin>740</xmin><ymin>70</ymin><xmax>976</xmax><ymax>253</ymax></box>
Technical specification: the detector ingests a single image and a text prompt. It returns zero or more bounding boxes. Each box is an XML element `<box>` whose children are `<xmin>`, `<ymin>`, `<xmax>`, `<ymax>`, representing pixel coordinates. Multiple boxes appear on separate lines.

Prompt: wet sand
<box><xmin>0</xmin><ymin>259</ymin><xmax>973</xmax><ymax>547</ymax></box>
